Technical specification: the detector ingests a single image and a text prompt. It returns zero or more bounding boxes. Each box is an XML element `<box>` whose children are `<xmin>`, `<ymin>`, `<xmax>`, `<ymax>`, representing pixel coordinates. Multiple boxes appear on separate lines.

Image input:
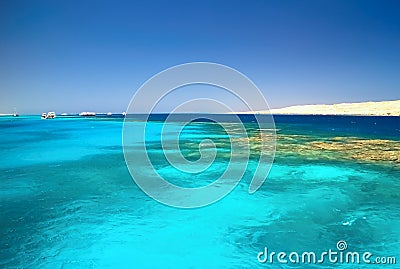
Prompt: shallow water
<box><xmin>0</xmin><ymin>115</ymin><xmax>399</xmax><ymax>268</ymax></box>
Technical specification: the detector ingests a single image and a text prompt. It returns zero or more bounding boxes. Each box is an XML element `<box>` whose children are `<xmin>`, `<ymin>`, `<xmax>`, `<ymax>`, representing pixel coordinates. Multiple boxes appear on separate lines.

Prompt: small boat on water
<box><xmin>41</xmin><ymin>112</ymin><xmax>56</xmax><ymax>119</ymax></box>
<box><xmin>13</xmin><ymin>108</ymin><xmax>19</xmax><ymax>117</ymax></box>
<box><xmin>107</xmin><ymin>112</ymin><xmax>112</xmax><ymax>116</ymax></box>
<box><xmin>79</xmin><ymin>112</ymin><xmax>96</xmax><ymax>117</ymax></box>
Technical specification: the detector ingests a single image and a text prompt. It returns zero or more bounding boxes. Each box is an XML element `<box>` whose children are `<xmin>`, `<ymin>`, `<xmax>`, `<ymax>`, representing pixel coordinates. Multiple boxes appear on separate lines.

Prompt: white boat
<box><xmin>41</xmin><ymin>112</ymin><xmax>55</xmax><ymax>119</ymax></box>
<box><xmin>13</xmin><ymin>108</ymin><xmax>19</xmax><ymax>117</ymax></box>
<box><xmin>122</xmin><ymin>112</ymin><xmax>126</xmax><ymax>117</ymax></box>
<box><xmin>61</xmin><ymin>113</ymin><xmax>68</xmax><ymax>116</ymax></box>
<box><xmin>107</xmin><ymin>112</ymin><xmax>112</xmax><ymax>116</ymax></box>
<box><xmin>79</xmin><ymin>112</ymin><xmax>96</xmax><ymax>117</ymax></box>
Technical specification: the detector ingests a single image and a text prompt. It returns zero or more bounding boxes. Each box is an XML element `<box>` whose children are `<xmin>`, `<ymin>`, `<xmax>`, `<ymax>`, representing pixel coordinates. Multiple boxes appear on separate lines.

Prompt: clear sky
<box><xmin>1</xmin><ymin>0</ymin><xmax>399</xmax><ymax>114</ymax></box>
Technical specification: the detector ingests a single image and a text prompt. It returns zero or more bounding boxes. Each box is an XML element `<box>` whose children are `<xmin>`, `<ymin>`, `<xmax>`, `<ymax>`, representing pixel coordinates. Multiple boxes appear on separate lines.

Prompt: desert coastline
<box><xmin>2</xmin><ymin>100</ymin><xmax>399</xmax><ymax>117</ymax></box>
<box><xmin>232</xmin><ymin>100</ymin><xmax>400</xmax><ymax>116</ymax></box>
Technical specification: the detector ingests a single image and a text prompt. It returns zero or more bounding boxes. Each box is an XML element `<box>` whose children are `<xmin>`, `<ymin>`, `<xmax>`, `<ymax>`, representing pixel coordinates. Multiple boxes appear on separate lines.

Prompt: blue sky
<box><xmin>1</xmin><ymin>0</ymin><xmax>399</xmax><ymax>114</ymax></box>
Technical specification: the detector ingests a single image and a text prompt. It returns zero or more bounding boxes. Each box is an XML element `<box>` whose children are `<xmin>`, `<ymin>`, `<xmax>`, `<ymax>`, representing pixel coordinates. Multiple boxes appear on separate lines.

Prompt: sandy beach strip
<box><xmin>232</xmin><ymin>100</ymin><xmax>400</xmax><ymax>116</ymax></box>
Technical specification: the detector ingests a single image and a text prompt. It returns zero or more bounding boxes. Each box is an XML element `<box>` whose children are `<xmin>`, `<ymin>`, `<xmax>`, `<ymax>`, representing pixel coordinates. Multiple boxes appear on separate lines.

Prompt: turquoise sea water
<box><xmin>1</xmin><ymin>115</ymin><xmax>399</xmax><ymax>268</ymax></box>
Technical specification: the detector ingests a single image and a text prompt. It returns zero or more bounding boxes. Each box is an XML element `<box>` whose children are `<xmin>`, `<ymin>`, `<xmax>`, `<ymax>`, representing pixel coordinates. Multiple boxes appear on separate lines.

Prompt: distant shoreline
<box><xmin>1</xmin><ymin>113</ymin><xmax>398</xmax><ymax>117</ymax></box>
<box><xmin>231</xmin><ymin>100</ymin><xmax>400</xmax><ymax>116</ymax></box>
<box><xmin>2</xmin><ymin>100</ymin><xmax>399</xmax><ymax>117</ymax></box>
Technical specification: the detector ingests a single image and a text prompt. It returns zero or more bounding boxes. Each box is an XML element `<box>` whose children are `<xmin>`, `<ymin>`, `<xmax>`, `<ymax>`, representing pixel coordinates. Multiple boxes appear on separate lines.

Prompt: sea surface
<box><xmin>0</xmin><ymin>115</ymin><xmax>399</xmax><ymax>268</ymax></box>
